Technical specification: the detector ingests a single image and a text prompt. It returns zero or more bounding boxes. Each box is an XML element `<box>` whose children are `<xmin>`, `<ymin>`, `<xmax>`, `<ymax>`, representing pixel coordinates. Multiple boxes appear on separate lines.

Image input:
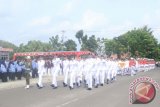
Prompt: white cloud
<box><xmin>39</xmin><ymin>20</ymin><xmax>72</xmax><ymax>35</ymax></box>
<box><xmin>60</xmin><ymin>0</ymin><xmax>82</xmax><ymax>16</ymax></box>
<box><xmin>63</xmin><ymin>1</ymin><xmax>73</xmax><ymax>14</ymax></box>
<box><xmin>155</xmin><ymin>9</ymin><xmax>160</xmax><ymax>17</ymax></box>
<box><xmin>57</xmin><ymin>20</ymin><xmax>72</xmax><ymax>31</ymax></box>
<box><xmin>29</xmin><ymin>16</ymin><xmax>52</xmax><ymax>26</ymax></box>
<box><xmin>75</xmin><ymin>10</ymin><xmax>108</xmax><ymax>30</ymax></box>
<box><xmin>142</xmin><ymin>14</ymin><xmax>151</xmax><ymax>25</ymax></box>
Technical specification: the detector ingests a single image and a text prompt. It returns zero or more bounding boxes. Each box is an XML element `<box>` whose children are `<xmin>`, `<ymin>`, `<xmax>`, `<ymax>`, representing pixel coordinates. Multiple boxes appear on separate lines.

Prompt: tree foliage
<box><xmin>1</xmin><ymin>26</ymin><xmax>160</xmax><ymax>60</ymax></box>
<box><xmin>0</xmin><ymin>40</ymin><xmax>17</xmax><ymax>50</ymax></box>
<box><xmin>75</xmin><ymin>30</ymin><xmax>99</xmax><ymax>52</ymax></box>
<box><xmin>49</xmin><ymin>35</ymin><xmax>64</xmax><ymax>51</ymax></box>
<box><xmin>64</xmin><ymin>39</ymin><xmax>77</xmax><ymax>51</ymax></box>
<box><xmin>17</xmin><ymin>40</ymin><xmax>52</xmax><ymax>52</ymax></box>
<box><xmin>104</xmin><ymin>26</ymin><xmax>159</xmax><ymax>60</ymax></box>
<box><xmin>75</xmin><ymin>30</ymin><xmax>83</xmax><ymax>44</ymax></box>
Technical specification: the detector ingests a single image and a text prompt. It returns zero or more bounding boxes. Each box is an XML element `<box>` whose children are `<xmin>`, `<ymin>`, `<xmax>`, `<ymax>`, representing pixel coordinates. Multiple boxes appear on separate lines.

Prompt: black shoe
<box><xmin>76</xmin><ymin>83</ymin><xmax>79</xmax><ymax>87</ymax></box>
<box><xmin>69</xmin><ymin>86</ymin><xmax>74</xmax><ymax>90</ymax></box>
<box><xmin>100</xmin><ymin>84</ymin><xmax>104</xmax><ymax>86</ymax></box>
<box><xmin>111</xmin><ymin>78</ymin><xmax>114</xmax><ymax>83</ymax></box>
<box><xmin>73</xmin><ymin>83</ymin><xmax>76</xmax><ymax>85</ymax></box>
<box><xmin>106</xmin><ymin>80</ymin><xmax>109</xmax><ymax>84</ymax></box>
<box><xmin>53</xmin><ymin>86</ymin><xmax>58</xmax><ymax>89</ymax></box>
<box><xmin>87</xmin><ymin>88</ymin><xmax>92</xmax><ymax>90</ymax></box>
<box><xmin>95</xmin><ymin>85</ymin><xmax>98</xmax><ymax>88</ymax></box>
<box><xmin>50</xmin><ymin>84</ymin><xmax>55</xmax><ymax>87</ymax></box>
<box><xmin>36</xmin><ymin>83</ymin><xmax>40</xmax><ymax>88</ymax></box>
<box><xmin>111</xmin><ymin>78</ymin><xmax>114</xmax><ymax>81</ymax></box>
<box><xmin>63</xmin><ymin>82</ymin><xmax>67</xmax><ymax>87</ymax></box>
<box><xmin>77</xmin><ymin>83</ymin><xmax>80</xmax><ymax>88</ymax></box>
<box><xmin>38</xmin><ymin>86</ymin><xmax>43</xmax><ymax>89</ymax></box>
<box><xmin>80</xmin><ymin>80</ymin><xmax>82</xmax><ymax>84</ymax></box>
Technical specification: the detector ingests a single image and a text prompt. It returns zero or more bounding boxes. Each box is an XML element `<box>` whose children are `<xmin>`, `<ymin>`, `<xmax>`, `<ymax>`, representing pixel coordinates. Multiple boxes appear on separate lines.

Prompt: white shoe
<box><xmin>25</xmin><ymin>85</ymin><xmax>30</xmax><ymax>89</ymax></box>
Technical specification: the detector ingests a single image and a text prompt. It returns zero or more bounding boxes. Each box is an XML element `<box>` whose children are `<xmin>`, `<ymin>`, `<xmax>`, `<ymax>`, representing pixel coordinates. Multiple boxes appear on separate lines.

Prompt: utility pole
<box><xmin>61</xmin><ymin>30</ymin><xmax>65</xmax><ymax>51</ymax></box>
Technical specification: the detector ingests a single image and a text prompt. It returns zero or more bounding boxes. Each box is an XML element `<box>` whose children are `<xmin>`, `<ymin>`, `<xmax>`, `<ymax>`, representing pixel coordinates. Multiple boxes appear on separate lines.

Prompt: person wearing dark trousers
<box><xmin>8</xmin><ymin>61</ymin><xmax>16</xmax><ymax>81</ymax></box>
<box><xmin>24</xmin><ymin>56</ymin><xmax>32</xmax><ymax>89</ymax></box>
<box><xmin>16</xmin><ymin>61</ymin><xmax>22</xmax><ymax>80</ymax></box>
<box><xmin>21</xmin><ymin>60</ymin><xmax>26</xmax><ymax>77</ymax></box>
<box><xmin>0</xmin><ymin>60</ymin><xmax>8</xmax><ymax>82</ymax></box>
<box><xmin>31</xmin><ymin>59</ymin><xmax>38</xmax><ymax>78</ymax></box>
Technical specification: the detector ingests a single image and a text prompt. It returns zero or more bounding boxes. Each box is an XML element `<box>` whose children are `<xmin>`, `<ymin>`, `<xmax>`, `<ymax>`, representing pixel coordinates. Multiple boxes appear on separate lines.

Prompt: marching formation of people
<box><xmin>117</xmin><ymin>58</ymin><xmax>156</xmax><ymax>76</ymax></box>
<box><xmin>35</xmin><ymin>56</ymin><xmax>156</xmax><ymax>90</ymax></box>
<box><xmin>36</xmin><ymin>56</ymin><xmax>119</xmax><ymax>90</ymax></box>
<box><xmin>0</xmin><ymin>55</ymin><xmax>156</xmax><ymax>90</ymax></box>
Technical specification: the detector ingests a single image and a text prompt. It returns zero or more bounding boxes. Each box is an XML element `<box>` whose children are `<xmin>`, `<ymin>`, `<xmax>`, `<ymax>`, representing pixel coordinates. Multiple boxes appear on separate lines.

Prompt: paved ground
<box><xmin>0</xmin><ymin>68</ymin><xmax>160</xmax><ymax>107</ymax></box>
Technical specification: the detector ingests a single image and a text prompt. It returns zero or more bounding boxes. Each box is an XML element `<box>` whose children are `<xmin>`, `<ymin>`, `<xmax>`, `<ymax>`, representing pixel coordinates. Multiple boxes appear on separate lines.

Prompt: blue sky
<box><xmin>0</xmin><ymin>0</ymin><xmax>160</xmax><ymax>46</ymax></box>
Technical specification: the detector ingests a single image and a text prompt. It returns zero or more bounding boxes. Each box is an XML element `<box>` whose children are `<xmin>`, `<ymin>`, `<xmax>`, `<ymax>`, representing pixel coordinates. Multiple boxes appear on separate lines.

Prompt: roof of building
<box><xmin>0</xmin><ymin>47</ymin><xmax>13</xmax><ymax>52</ymax></box>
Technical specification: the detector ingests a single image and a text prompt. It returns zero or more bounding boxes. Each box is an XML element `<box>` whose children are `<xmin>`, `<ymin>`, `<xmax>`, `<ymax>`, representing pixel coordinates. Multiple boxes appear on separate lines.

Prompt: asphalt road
<box><xmin>0</xmin><ymin>68</ymin><xmax>160</xmax><ymax>107</ymax></box>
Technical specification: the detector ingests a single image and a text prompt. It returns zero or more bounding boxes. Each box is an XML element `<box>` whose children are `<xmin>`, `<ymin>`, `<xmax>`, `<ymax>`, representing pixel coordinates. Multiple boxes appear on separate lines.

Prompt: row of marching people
<box><xmin>117</xmin><ymin>58</ymin><xmax>156</xmax><ymax>76</ymax></box>
<box><xmin>36</xmin><ymin>56</ymin><xmax>119</xmax><ymax>90</ymax></box>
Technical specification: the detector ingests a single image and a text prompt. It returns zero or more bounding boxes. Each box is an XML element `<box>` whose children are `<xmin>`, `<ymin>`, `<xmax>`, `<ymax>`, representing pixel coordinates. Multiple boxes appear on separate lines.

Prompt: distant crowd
<box><xmin>0</xmin><ymin>56</ymin><xmax>156</xmax><ymax>90</ymax></box>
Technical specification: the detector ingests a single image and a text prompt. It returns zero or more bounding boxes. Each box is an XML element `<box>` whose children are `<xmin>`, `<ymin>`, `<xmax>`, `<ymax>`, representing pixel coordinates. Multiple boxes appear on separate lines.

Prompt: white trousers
<box><xmin>99</xmin><ymin>70</ymin><xmax>105</xmax><ymax>84</ymax></box>
<box><xmin>94</xmin><ymin>71</ymin><xmax>99</xmax><ymax>86</ymax></box>
<box><xmin>64</xmin><ymin>69</ymin><xmax>69</xmax><ymax>84</ymax></box>
<box><xmin>106</xmin><ymin>70</ymin><xmax>111</xmax><ymax>80</ymax></box>
<box><xmin>69</xmin><ymin>71</ymin><xmax>75</xmax><ymax>88</ymax></box>
<box><xmin>52</xmin><ymin>69</ymin><xmax>59</xmax><ymax>87</ymax></box>
<box><xmin>38</xmin><ymin>72</ymin><xmax>43</xmax><ymax>87</ymax></box>
<box><xmin>87</xmin><ymin>72</ymin><xmax>93</xmax><ymax>89</ymax></box>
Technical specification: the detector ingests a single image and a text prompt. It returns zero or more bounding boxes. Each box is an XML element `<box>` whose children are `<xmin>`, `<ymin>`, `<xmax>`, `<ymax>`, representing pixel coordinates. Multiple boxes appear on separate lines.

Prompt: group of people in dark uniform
<box><xmin>0</xmin><ymin>58</ymin><xmax>38</xmax><ymax>83</ymax></box>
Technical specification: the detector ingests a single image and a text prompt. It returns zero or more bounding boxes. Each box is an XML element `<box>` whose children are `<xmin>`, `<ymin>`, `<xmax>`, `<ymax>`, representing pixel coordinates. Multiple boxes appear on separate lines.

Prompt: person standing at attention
<box><xmin>24</xmin><ymin>56</ymin><xmax>32</xmax><ymax>89</ymax></box>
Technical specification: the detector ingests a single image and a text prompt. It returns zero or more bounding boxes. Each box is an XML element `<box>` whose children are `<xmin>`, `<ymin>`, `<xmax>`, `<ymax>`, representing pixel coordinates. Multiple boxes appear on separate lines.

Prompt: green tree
<box><xmin>75</xmin><ymin>30</ymin><xmax>98</xmax><ymax>52</ymax></box>
<box><xmin>0</xmin><ymin>40</ymin><xmax>17</xmax><ymax>50</ymax></box>
<box><xmin>75</xmin><ymin>30</ymin><xmax>83</xmax><ymax>44</ymax></box>
<box><xmin>17</xmin><ymin>40</ymin><xmax>52</xmax><ymax>52</ymax></box>
<box><xmin>85</xmin><ymin>35</ymin><xmax>98</xmax><ymax>52</ymax></box>
<box><xmin>64</xmin><ymin>39</ymin><xmax>77</xmax><ymax>51</ymax></box>
<box><xmin>49</xmin><ymin>35</ymin><xmax>64</xmax><ymax>51</ymax></box>
<box><xmin>104</xmin><ymin>26</ymin><xmax>159</xmax><ymax>59</ymax></box>
<box><xmin>104</xmin><ymin>39</ymin><xmax>119</xmax><ymax>55</ymax></box>
<box><xmin>120</xmin><ymin>26</ymin><xmax>158</xmax><ymax>58</ymax></box>
<box><xmin>96</xmin><ymin>37</ymin><xmax>105</xmax><ymax>55</ymax></box>
<box><xmin>17</xmin><ymin>43</ymin><xmax>27</xmax><ymax>52</ymax></box>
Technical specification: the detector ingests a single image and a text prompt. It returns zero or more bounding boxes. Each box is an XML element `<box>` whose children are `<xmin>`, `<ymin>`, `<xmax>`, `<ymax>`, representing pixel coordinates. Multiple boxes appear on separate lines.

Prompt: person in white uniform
<box><xmin>69</xmin><ymin>58</ymin><xmax>77</xmax><ymax>90</ymax></box>
<box><xmin>63</xmin><ymin>57</ymin><xmax>70</xmax><ymax>87</ymax></box>
<box><xmin>106</xmin><ymin>58</ymin><xmax>112</xmax><ymax>84</ymax></box>
<box><xmin>51</xmin><ymin>57</ymin><xmax>61</xmax><ymax>89</ymax></box>
<box><xmin>37</xmin><ymin>57</ymin><xmax>45</xmax><ymax>89</ymax></box>
<box><xmin>93</xmin><ymin>57</ymin><xmax>100</xmax><ymax>88</ymax></box>
<box><xmin>86</xmin><ymin>57</ymin><xmax>94</xmax><ymax>90</ymax></box>
<box><xmin>99</xmin><ymin>57</ymin><xmax>106</xmax><ymax>86</ymax></box>
<box><xmin>75</xmin><ymin>58</ymin><xmax>83</xmax><ymax>87</ymax></box>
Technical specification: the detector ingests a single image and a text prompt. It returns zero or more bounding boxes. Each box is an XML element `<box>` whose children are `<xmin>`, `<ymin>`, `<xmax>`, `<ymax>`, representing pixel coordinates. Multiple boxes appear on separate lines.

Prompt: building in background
<box><xmin>0</xmin><ymin>47</ymin><xmax>13</xmax><ymax>60</ymax></box>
